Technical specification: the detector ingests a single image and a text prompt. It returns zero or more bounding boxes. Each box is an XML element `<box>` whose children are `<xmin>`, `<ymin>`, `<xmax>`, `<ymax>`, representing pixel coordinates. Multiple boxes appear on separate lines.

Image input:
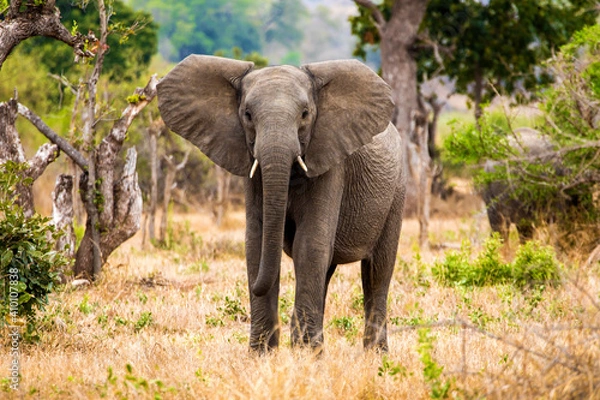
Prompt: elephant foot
<box><xmin>291</xmin><ymin>321</ymin><xmax>324</xmax><ymax>354</ymax></box>
<box><xmin>249</xmin><ymin>330</ymin><xmax>279</xmax><ymax>354</ymax></box>
<box><xmin>363</xmin><ymin>339</ymin><xmax>389</xmax><ymax>353</ymax></box>
<box><xmin>363</xmin><ymin>323</ymin><xmax>388</xmax><ymax>352</ymax></box>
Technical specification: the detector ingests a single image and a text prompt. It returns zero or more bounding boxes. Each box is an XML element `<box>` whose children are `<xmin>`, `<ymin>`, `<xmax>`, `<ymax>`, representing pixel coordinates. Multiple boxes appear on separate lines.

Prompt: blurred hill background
<box><xmin>126</xmin><ymin>0</ymin><xmax>363</xmax><ymax>66</ymax></box>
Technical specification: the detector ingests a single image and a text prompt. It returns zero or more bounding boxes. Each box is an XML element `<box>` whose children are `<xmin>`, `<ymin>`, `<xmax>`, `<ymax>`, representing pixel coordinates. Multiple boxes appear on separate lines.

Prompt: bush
<box><xmin>443</xmin><ymin>24</ymin><xmax>600</xmax><ymax>250</ymax></box>
<box><xmin>432</xmin><ymin>235</ymin><xmax>561</xmax><ymax>289</ymax></box>
<box><xmin>0</xmin><ymin>162</ymin><xmax>66</xmax><ymax>338</ymax></box>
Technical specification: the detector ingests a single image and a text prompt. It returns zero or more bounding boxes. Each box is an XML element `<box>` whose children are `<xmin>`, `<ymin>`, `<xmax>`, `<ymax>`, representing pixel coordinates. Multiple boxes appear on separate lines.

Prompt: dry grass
<box><xmin>2</xmin><ymin>209</ymin><xmax>600</xmax><ymax>399</ymax></box>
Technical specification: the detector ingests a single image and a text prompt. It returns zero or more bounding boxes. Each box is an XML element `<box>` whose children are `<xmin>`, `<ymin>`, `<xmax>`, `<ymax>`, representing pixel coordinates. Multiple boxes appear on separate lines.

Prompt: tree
<box><xmin>350</xmin><ymin>0</ymin><xmax>430</xmax><ymax>247</ymax></box>
<box><xmin>1</xmin><ymin>0</ymin><xmax>159</xmax><ymax>279</ymax></box>
<box><xmin>351</xmin><ymin>0</ymin><xmax>428</xmax><ymax>132</ymax></box>
<box><xmin>445</xmin><ymin>23</ymin><xmax>600</xmax><ymax>250</ymax></box>
<box><xmin>419</xmin><ymin>0</ymin><xmax>598</xmax><ymax>121</ymax></box>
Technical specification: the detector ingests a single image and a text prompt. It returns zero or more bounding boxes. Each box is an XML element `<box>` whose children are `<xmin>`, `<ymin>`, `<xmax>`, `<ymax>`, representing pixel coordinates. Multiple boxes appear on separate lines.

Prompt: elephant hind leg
<box><xmin>361</xmin><ymin>195</ymin><xmax>403</xmax><ymax>352</ymax></box>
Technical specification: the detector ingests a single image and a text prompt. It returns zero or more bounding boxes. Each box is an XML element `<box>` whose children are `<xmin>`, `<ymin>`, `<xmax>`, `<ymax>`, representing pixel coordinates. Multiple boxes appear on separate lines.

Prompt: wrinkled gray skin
<box><xmin>157</xmin><ymin>55</ymin><xmax>405</xmax><ymax>353</ymax></box>
<box><xmin>481</xmin><ymin>129</ymin><xmax>555</xmax><ymax>243</ymax></box>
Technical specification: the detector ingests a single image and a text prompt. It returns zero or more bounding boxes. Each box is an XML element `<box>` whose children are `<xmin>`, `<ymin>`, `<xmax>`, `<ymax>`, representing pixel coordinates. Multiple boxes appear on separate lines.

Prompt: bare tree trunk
<box><xmin>354</xmin><ymin>0</ymin><xmax>429</xmax><ymax>216</ymax></box>
<box><xmin>214</xmin><ymin>165</ymin><xmax>231</xmax><ymax>226</ymax></box>
<box><xmin>0</xmin><ymin>98</ymin><xmax>58</xmax><ymax>216</ymax></box>
<box><xmin>408</xmin><ymin>107</ymin><xmax>433</xmax><ymax>251</ymax></box>
<box><xmin>52</xmin><ymin>174</ymin><xmax>75</xmax><ymax>258</ymax></box>
<box><xmin>159</xmin><ymin>150</ymin><xmax>190</xmax><ymax>244</ymax></box>
<box><xmin>69</xmin><ymin>79</ymin><xmax>86</xmax><ymax>225</ymax></box>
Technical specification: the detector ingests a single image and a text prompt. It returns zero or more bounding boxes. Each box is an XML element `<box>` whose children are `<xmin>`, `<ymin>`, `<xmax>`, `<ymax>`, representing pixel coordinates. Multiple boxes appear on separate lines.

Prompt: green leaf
<box><xmin>0</xmin><ymin>250</ymin><xmax>12</xmax><ymax>269</ymax></box>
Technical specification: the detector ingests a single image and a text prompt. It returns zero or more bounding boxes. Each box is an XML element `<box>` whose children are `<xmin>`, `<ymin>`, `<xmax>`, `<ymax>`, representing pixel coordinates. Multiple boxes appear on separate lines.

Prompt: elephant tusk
<box><xmin>249</xmin><ymin>159</ymin><xmax>259</xmax><ymax>178</ymax></box>
<box><xmin>297</xmin><ymin>156</ymin><xmax>308</xmax><ymax>173</ymax></box>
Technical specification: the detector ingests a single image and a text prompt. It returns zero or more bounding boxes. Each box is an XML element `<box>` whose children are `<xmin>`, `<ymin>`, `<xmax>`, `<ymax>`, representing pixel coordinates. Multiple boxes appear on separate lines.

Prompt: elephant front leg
<box><xmin>247</xmin><ymin>238</ymin><xmax>280</xmax><ymax>353</ymax></box>
<box><xmin>245</xmin><ymin>181</ymin><xmax>280</xmax><ymax>354</ymax></box>
<box><xmin>248</xmin><ymin>280</ymin><xmax>280</xmax><ymax>353</ymax></box>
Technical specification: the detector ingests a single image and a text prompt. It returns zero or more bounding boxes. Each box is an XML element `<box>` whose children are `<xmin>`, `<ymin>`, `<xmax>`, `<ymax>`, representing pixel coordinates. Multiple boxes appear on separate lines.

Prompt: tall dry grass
<box><xmin>1</xmin><ymin>210</ymin><xmax>599</xmax><ymax>399</ymax></box>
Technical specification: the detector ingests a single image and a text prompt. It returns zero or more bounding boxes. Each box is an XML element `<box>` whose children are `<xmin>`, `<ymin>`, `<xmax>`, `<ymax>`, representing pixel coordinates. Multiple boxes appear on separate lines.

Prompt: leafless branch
<box><xmin>17</xmin><ymin>103</ymin><xmax>89</xmax><ymax>170</ymax></box>
<box><xmin>26</xmin><ymin>143</ymin><xmax>59</xmax><ymax>181</ymax></box>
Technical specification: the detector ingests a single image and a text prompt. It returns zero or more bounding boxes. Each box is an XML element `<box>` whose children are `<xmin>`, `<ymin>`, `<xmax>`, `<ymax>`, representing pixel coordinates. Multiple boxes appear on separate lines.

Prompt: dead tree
<box><xmin>17</xmin><ymin>76</ymin><xmax>159</xmax><ymax>279</ymax></box>
<box><xmin>159</xmin><ymin>149</ymin><xmax>190</xmax><ymax>244</ymax></box>
<box><xmin>0</xmin><ymin>0</ymin><xmax>96</xmax><ymax>68</ymax></box>
<box><xmin>0</xmin><ymin>98</ymin><xmax>59</xmax><ymax>217</ymax></box>
<box><xmin>2</xmin><ymin>0</ymin><xmax>157</xmax><ymax>279</ymax></box>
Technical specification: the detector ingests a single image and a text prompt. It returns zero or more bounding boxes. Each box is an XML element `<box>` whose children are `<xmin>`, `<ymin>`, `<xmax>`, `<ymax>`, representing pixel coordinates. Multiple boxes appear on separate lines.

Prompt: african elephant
<box><xmin>157</xmin><ymin>55</ymin><xmax>405</xmax><ymax>353</ymax></box>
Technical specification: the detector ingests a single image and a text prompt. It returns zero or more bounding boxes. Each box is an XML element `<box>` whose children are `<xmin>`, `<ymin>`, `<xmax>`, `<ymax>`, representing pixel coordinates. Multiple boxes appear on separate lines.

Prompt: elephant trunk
<box><xmin>251</xmin><ymin>145</ymin><xmax>294</xmax><ymax>297</ymax></box>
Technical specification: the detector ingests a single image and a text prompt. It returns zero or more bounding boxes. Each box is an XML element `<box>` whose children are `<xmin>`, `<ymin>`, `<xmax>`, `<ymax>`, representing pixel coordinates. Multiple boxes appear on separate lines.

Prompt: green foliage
<box><xmin>378</xmin><ymin>355</ymin><xmax>407</xmax><ymax>380</ymax></box>
<box><xmin>433</xmin><ymin>235</ymin><xmax>561</xmax><ymax>289</ymax></box>
<box><xmin>511</xmin><ymin>241</ymin><xmax>561</xmax><ymax>288</ymax></box>
<box><xmin>21</xmin><ymin>0</ymin><xmax>158</xmax><ymax>82</ymax></box>
<box><xmin>330</xmin><ymin>315</ymin><xmax>359</xmax><ymax>343</ymax></box>
<box><xmin>419</xmin><ymin>1</ymin><xmax>596</xmax><ymax>103</ymax></box>
<box><xmin>214</xmin><ymin>46</ymin><xmax>268</xmax><ymax>67</ymax></box>
<box><xmin>444</xmin><ymin>23</ymin><xmax>600</xmax><ymax>246</ymax></box>
<box><xmin>349</xmin><ymin>0</ymin><xmax>392</xmax><ymax>60</ymax></box>
<box><xmin>351</xmin><ymin>0</ymin><xmax>597</xmax><ymax>109</ymax></box>
<box><xmin>218</xmin><ymin>295</ymin><xmax>248</xmax><ymax>322</ymax></box>
<box><xmin>77</xmin><ymin>294</ymin><xmax>94</xmax><ymax>315</ymax></box>
<box><xmin>134</xmin><ymin>311</ymin><xmax>153</xmax><ymax>332</ymax></box>
<box><xmin>0</xmin><ymin>162</ymin><xmax>66</xmax><ymax>338</ymax></box>
<box><xmin>417</xmin><ymin>328</ymin><xmax>454</xmax><ymax>399</ymax></box>
<box><xmin>97</xmin><ymin>364</ymin><xmax>175</xmax><ymax>398</ymax></box>
<box><xmin>126</xmin><ymin>94</ymin><xmax>146</xmax><ymax>104</ymax></box>
<box><xmin>279</xmin><ymin>51</ymin><xmax>301</xmax><ymax>66</ymax></box>
<box><xmin>130</xmin><ymin>0</ymin><xmax>262</xmax><ymax>62</ymax></box>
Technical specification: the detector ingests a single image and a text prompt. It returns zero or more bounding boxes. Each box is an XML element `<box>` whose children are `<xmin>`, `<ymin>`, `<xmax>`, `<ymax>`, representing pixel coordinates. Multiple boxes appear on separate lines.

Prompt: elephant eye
<box><xmin>245</xmin><ymin>110</ymin><xmax>252</xmax><ymax>121</ymax></box>
<box><xmin>301</xmin><ymin>109</ymin><xmax>309</xmax><ymax>119</ymax></box>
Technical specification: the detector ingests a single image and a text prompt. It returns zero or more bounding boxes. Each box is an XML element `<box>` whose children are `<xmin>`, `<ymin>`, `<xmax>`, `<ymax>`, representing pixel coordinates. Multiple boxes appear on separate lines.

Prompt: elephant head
<box><xmin>157</xmin><ymin>55</ymin><xmax>393</xmax><ymax>296</ymax></box>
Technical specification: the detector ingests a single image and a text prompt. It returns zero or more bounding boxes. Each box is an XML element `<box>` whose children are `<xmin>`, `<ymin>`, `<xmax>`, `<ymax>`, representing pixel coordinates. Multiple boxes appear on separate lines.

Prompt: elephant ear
<box><xmin>157</xmin><ymin>55</ymin><xmax>254</xmax><ymax>176</ymax></box>
<box><xmin>301</xmin><ymin>60</ymin><xmax>394</xmax><ymax>177</ymax></box>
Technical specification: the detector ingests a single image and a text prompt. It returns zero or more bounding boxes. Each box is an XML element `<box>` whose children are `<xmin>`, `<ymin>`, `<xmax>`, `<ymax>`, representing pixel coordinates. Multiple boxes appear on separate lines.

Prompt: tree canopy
<box><xmin>351</xmin><ymin>0</ymin><xmax>598</xmax><ymax>117</ymax></box>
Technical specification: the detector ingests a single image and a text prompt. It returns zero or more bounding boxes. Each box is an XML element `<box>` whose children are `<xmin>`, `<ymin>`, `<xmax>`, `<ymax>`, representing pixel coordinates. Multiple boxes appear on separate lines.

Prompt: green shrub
<box><xmin>433</xmin><ymin>234</ymin><xmax>561</xmax><ymax>289</ymax></box>
<box><xmin>511</xmin><ymin>241</ymin><xmax>561</xmax><ymax>288</ymax></box>
<box><xmin>0</xmin><ymin>162</ymin><xmax>66</xmax><ymax>338</ymax></box>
